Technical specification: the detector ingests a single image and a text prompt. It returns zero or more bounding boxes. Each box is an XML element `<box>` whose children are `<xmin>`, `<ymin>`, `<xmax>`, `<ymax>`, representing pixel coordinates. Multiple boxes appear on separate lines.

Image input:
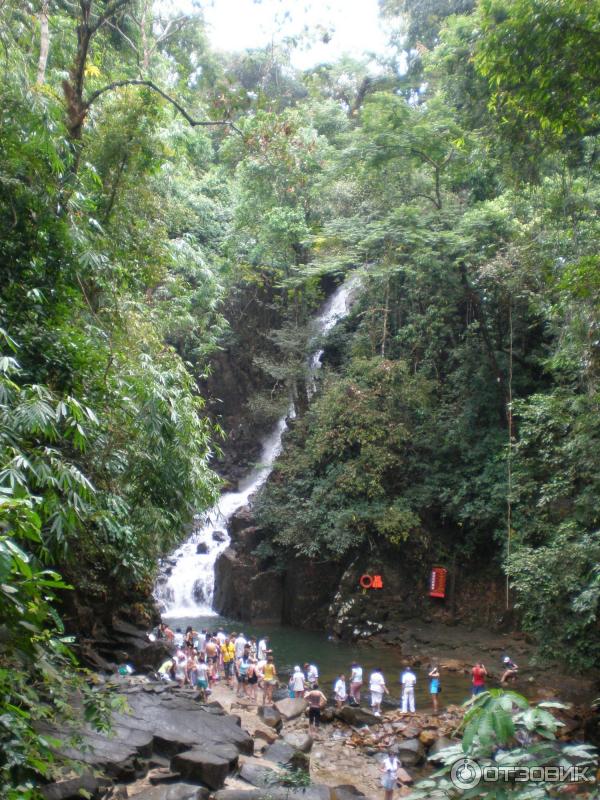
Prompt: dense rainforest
<box><xmin>1</xmin><ymin>0</ymin><xmax>599</xmax><ymax>796</ymax></box>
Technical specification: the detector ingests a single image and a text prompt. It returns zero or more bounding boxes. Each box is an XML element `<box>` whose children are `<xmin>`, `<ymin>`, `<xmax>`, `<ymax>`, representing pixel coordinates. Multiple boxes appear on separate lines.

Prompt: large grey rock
<box><xmin>261</xmin><ymin>741</ymin><xmax>310</xmax><ymax>772</ymax></box>
<box><xmin>40</xmin><ymin>774</ymin><xmax>110</xmax><ymax>800</ymax></box>
<box><xmin>239</xmin><ymin>762</ymin><xmax>279</xmax><ymax>788</ymax></box>
<box><xmin>129</xmin><ymin>785</ymin><xmax>210</xmax><ymax>800</ymax></box>
<box><xmin>396</xmin><ymin>737</ymin><xmax>425</xmax><ymax>766</ymax></box>
<box><xmin>337</xmin><ymin>706</ymin><xmax>382</xmax><ymax>727</ymax></box>
<box><xmin>171</xmin><ymin>749</ymin><xmax>230</xmax><ymax>789</ymax></box>
<box><xmin>215</xmin><ymin>788</ymin><xmax>329</xmax><ymax>800</ymax></box>
<box><xmin>274</xmin><ymin>697</ymin><xmax>307</xmax><ymax>721</ymax></box>
<box><xmin>283</xmin><ymin>731</ymin><xmax>313</xmax><ymax>753</ymax></box>
<box><xmin>428</xmin><ymin>736</ymin><xmax>455</xmax><ymax>764</ymax></box>
<box><xmin>113</xmin><ymin>690</ymin><xmax>253</xmax><ymax>756</ymax></box>
<box><xmin>257</xmin><ymin>705</ymin><xmax>282</xmax><ymax>730</ymax></box>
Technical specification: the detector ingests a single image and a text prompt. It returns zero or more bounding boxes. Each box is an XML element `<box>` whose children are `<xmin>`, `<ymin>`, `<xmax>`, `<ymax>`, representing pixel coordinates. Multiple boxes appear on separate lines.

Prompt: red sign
<box><xmin>429</xmin><ymin>567</ymin><xmax>447</xmax><ymax>598</ymax></box>
<box><xmin>359</xmin><ymin>574</ymin><xmax>384</xmax><ymax>590</ymax></box>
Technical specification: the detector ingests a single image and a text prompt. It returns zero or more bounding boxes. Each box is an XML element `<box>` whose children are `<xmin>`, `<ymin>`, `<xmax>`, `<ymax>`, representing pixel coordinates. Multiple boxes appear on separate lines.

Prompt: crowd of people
<box><xmin>152</xmin><ymin>623</ymin><xmax>521</xmax><ymax>799</ymax></box>
<box><xmin>153</xmin><ymin>623</ymin><xmax>519</xmax><ymax>715</ymax></box>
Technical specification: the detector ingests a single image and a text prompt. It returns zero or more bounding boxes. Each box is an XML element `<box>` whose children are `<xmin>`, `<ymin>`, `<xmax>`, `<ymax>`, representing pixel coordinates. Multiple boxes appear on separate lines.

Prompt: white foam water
<box><xmin>156</xmin><ymin>274</ymin><xmax>359</xmax><ymax>617</ymax></box>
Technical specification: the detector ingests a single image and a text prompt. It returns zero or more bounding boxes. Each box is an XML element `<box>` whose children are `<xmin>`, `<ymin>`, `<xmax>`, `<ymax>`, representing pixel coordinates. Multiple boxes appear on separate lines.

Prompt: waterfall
<box><xmin>155</xmin><ymin>273</ymin><xmax>359</xmax><ymax>617</ymax></box>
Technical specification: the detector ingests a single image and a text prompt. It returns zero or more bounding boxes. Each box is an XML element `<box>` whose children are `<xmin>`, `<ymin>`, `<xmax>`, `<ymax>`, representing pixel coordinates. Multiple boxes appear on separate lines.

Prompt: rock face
<box><xmin>128</xmin><ymin>785</ymin><xmax>209</xmax><ymax>800</ymax></box>
<box><xmin>43</xmin><ymin>684</ymin><xmax>252</xmax><ymax>788</ymax></box>
<box><xmin>396</xmin><ymin>737</ymin><xmax>425</xmax><ymax>766</ymax></box>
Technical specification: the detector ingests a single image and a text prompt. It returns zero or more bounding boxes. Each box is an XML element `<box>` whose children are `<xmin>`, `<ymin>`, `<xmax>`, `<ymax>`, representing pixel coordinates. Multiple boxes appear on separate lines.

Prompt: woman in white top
<box><xmin>369</xmin><ymin>668</ymin><xmax>389</xmax><ymax>716</ymax></box>
<box><xmin>291</xmin><ymin>665</ymin><xmax>305</xmax><ymax>698</ymax></box>
<box><xmin>380</xmin><ymin>752</ymin><xmax>399</xmax><ymax>799</ymax></box>
<box><xmin>350</xmin><ymin>662</ymin><xmax>363</xmax><ymax>704</ymax></box>
<box><xmin>334</xmin><ymin>673</ymin><xmax>347</xmax><ymax>708</ymax></box>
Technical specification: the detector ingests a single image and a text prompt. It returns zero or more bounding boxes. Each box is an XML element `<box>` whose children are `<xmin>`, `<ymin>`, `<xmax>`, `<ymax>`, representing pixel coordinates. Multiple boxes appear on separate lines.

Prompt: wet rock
<box><xmin>170</xmin><ymin>749</ymin><xmax>231</xmax><ymax>789</ymax></box>
<box><xmin>321</xmin><ymin>707</ymin><xmax>335</xmax><ymax>723</ymax></box>
<box><xmin>274</xmin><ymin>697</ymin><xmax>307</xmax><ymax>721</ymax></box>
<box><xmin>257</xmin><ymin>705</ymin><xmax>283</xmax><ymax>731</ymax></box>
<box><xmin>196</xmin><ymin>542</ymin><xmax>209</xmax><ymax>555</ymax></box>
<box><xmin>337</xmin><ymin>706</ymin><xmax>382</xmax><ymax>727</ymax></box>
<box><xmin>254</xmin><ymin>727</ymin><xmax>279</xmax><ymax>744</ymax></box>
<box><xmin>396</xmin><ymin>738</ymin><xmax>425</xmax><ymax>766</ymax></box>
<box><xmin>283</xmin><ymin>732</ymin><xmax>313</xmax><ymax>753</ymax></box>
<box><xmin>229</xmin><ymin>506</ymin><xmax>255</xmax><ymax>537</ymax></box>
<box><xmin>428</xmin><ymin>736</ymin><xmax>455</xmax><ymax>763</ymax></box>
<box><xmin>212</xmin><ymin>530</ymin><xmax>226</xmax><ymax>542</ymax></box>
<box><xmin>192</xmin><ymin>581</ymin><xmax>206</xmax><ymax>604</ymax></box>
<box><xmin>129</xmin><ymin>785</ymin><xmax>210</xmax><ymax>800</ymax></box>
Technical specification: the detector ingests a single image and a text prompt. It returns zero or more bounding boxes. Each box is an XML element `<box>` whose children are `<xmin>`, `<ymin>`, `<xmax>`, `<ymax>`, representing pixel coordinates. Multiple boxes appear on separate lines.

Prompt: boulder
<box><xmin>257</xmin><ymin>705</ymin><xmax>283</xmax><ymax>731</ymax></box>
<box><xmin>129</xmin><ymin>785</ymin><xmax>210</xmax><ymax>800</ymax></box>
<box><xmin>396</xmin><ymin>738</ymin><xmax>425</xmax><ymax>766</ymax></box>
<box><xmin>262</xmin><ymin>740</ymin><xmax>297</xmax><ymax>765</ymax></box>
<box><xmin>196</xmin><ymin>542</ymin><xmax>209</xmax><ymax>554</ymax></box>
<box><xmin>192</xmin><ymin>580</ymin><xmax>206</xmax><ymax>604</ymax></box>
<box><xmin>170</xmin><ymin>749</ymin><xmax>230</xmax><ymax>790</ymax></box>
<box><xmin>239</xmin><ymin>762</ymin><xmax>279</xmax><ymax>789</ymax></box>
<box><xmin>419</xmin><ymin>728</ymin><xmax>439</xmax><ymax>747</ymax></box>
<box><xmin>337</xmin><ymin>706</ymin><xmax>382</xmax><ymax>727</ymax></box>
<box><xmin>40</xmin><ymin>774</ymin><xmax>110</xmax><ymax>800</ymax></box>
<box><xmin>283</xmin><ymin>732</ymin><xmax>313</xmax><ymax>753</ymax></box>
<box><xmin>254</xmin><ymin>727</ymin><xmax>279</xmax><ymax>744</ymax></box>
<box><xmin>427</xmin><ymin>736</ymin><xmax>455</xmax><ymax>764</ymax></box>
<box><xmin>212</xmin><ymin>530</ymin><xmax>226</xmax><ymax>542</ymax></box>
<box><xmin>274</xmin><ymin>697</ymin><xmax>307</xmax><ymax>721</ymax></box>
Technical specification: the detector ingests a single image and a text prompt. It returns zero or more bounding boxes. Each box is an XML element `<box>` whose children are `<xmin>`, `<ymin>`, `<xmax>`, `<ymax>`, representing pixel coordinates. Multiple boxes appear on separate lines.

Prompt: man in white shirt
<box><xmin>216</xmin><ymin>628</ymin><xmax>227</xmax><ymax>646</ymax></box>
<box><xmin>400</xmin><ymin>666</ymin><xmax>417</xmax><ymax>713</ymax></box>
<box><xmin>257</xmin><ymin>636</ymin><xmax>269</xmax><ymax>661</ymax></box>
<box><xmin>234</xmin><ymin>633</ymin><xmax>247</xmax><ymax>659</ymax></box>
<box><xmin>369</xmin><ymin>668</ymin><xmax>388</xmax><ymax>716</ymax></box>
<box><xmin>291</xmin><ymin>665</ymin><xmax>305</xmax><ymax>697</ymax></box>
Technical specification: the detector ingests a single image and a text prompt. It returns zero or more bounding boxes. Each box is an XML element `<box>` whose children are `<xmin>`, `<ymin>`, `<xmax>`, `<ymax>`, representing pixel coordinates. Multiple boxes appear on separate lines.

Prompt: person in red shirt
<box><xmin>471</xmin><ymin>662</ymin><xmax>487</xmax><ymax>695</ymax></box>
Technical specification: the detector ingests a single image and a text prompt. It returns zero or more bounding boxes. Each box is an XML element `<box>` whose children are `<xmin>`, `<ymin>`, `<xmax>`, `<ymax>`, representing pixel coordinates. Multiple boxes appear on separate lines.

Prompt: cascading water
<box><xmin>155</xmin><ymin>274</ymin><xmax>359</xmax><ymax>618</ymax></box>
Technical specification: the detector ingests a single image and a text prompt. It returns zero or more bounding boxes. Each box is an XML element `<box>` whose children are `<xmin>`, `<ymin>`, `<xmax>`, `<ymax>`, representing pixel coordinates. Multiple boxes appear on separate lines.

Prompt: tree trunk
<box><xmin>36</xmin><ymin>1</ymin><xmax>50</xmax><ymax>85</ymax></box>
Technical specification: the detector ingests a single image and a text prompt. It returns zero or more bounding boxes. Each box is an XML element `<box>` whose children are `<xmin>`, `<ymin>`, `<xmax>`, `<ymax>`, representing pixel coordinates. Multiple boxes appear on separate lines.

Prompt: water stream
<box><xmin>155</xmin><ymin>274</ymin><xmax>359</xmax><ymax>618</ymax></box>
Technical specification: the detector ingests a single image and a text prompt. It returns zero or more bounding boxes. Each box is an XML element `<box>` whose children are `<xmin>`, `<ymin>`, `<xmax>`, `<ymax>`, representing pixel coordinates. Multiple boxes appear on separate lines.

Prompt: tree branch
<box><xmin>84</xmin><ymin>79</ymin><xmax>242</xmax><ymax>133</ymax></box>
<box><xmin>36</xmin><ymin>1</ymin><xmax>50</xmax><ymax>85</ymax></box>
<box><xmin>90</xmin><ymin>0</ymin><xmax>133</xmax><ymax>34</ymax></box>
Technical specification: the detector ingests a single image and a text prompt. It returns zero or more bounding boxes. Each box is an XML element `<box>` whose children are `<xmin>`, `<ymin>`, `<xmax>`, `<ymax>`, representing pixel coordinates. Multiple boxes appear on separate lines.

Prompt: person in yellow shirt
<box><xmin>222</xmin><ymin>636</ymin><xmax>236</xmax><ymax>688</ymax></box>
<box><xmin>261</xmin><ymin>653</ymin><xmax>278</xmax><ymax>707</ymax></box>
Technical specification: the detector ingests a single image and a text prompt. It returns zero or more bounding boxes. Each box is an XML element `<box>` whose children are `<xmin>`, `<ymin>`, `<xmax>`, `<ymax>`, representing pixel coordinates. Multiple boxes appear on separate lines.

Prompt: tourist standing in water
<box><xmin>257</xmin><ymin>635</ymin><xmax>269</xmax><ymax>661</ymax></box>
<box><xmin>350</xmin><ymin>662</ymin><xmax>363</xmax><ymax>705</ymax></box>
<box><xmin>304</xmin><ymin>662</ymin><xmax>319</xmax><ymax>689</ymax></box>
<box><xmin>428</xmin><ymin>664</ymin><xmax>440</xmax><ymax>713</ymax></box>
<box><xmin>291</xmin><ymin>665</ymin><xmax>305</xmax><ymax>698</ymax></box>
<box><xmin>334</xmin><ymin>673</ymin><xmax>347</xmax><ymax>708</ymax></box>
<box><xmin>304</xmin><ymin>682</ymin><xmax>327</xmax><ymax>734</ymax></box>
<box><xmin>400</xmin><ymin>666</ymin><xmax>416</xmax><ymax>713</ymax></box>
<box><xmin>262</xmin><ymin>653</ymin><xmax>278</xmax><ymax>706</ymax></box>
<box><xmin>369</xmin><ymin>668</ymin><xmax>389</xmax><ymax>716</ymax></box>
<box><xmin>380</xmin><ymin>751</ymin><xmax>400</xmax><ymax>799</ymax></box>
<box><xmin>471</xmin><ymin>661</ymin><xmax>487</xmax><ymax>695</ymax></box>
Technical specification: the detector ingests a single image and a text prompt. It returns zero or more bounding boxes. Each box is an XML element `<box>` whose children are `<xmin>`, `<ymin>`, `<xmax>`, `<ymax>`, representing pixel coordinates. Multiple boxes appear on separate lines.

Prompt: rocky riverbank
<box><xmin>39</xmin><ymin>633</ymin><xmax>600</xmax><ymax>800</ymax></box>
